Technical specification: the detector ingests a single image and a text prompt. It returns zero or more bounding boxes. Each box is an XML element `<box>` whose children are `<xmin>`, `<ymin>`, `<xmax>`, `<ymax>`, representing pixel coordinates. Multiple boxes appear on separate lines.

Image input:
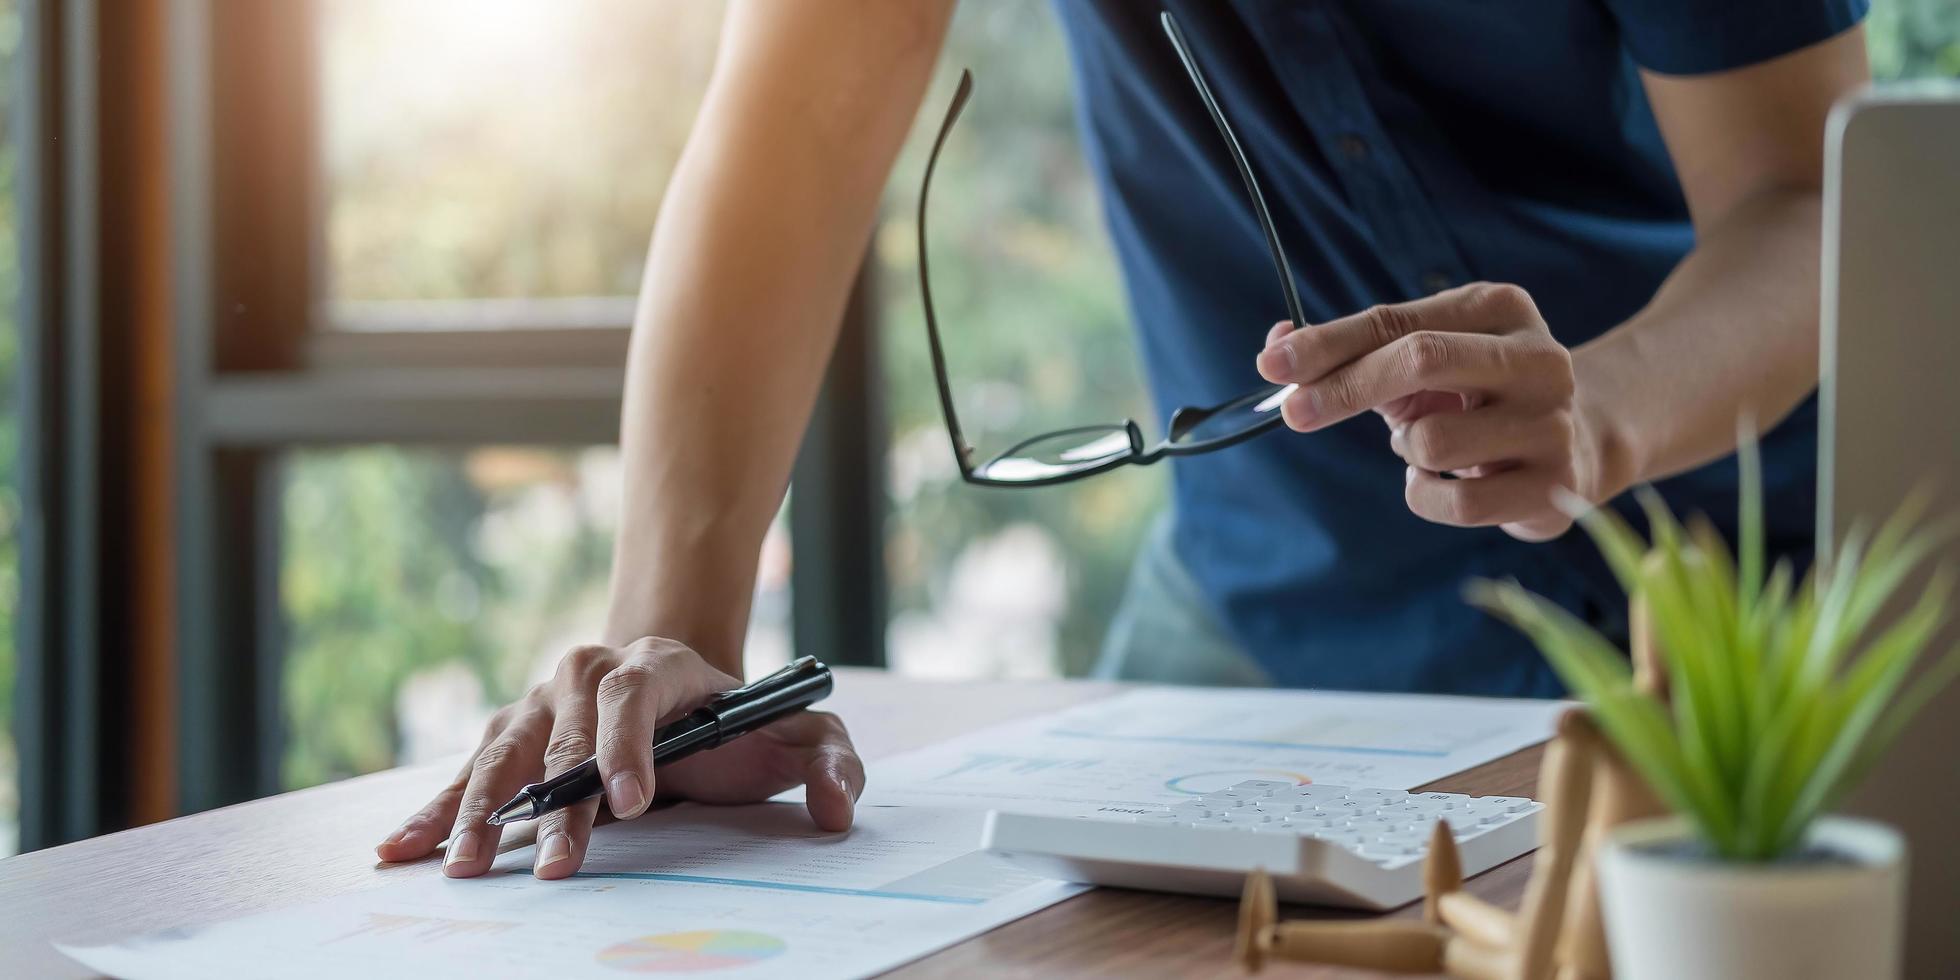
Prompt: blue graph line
<box><xmin>506</xmin><ymin>869</ymin><xmax>984</xmax><ymax>905</ymax></box>
<box><xmin>1044</xmin><ymin>728</ymin><xmax>1448</xmax><ymax>758</ymax></box>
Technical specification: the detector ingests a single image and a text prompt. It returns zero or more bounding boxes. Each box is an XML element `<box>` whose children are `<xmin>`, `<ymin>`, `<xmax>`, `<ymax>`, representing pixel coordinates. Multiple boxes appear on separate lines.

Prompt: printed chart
<box><xmin>850</xmin><ymin>687</ymin><xmax>1566</xmax><ymax>815</ymax></box>
<box><xmin>596</xmin><ymin>930</ymin><xmax>787</xmax><ymax>973</ymax></box>
<box><xmin>58</xmin><ymin>805</ymin><xmax>1085</xmax><ymax>980</ymax></box>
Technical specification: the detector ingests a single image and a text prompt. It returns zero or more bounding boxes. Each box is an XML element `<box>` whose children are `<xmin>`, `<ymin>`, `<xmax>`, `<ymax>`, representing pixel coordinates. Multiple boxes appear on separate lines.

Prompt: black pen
<box><xmin>487</xmin><ymin>656</ymin><xmax>834</xmax><ymax>825</ymax></box>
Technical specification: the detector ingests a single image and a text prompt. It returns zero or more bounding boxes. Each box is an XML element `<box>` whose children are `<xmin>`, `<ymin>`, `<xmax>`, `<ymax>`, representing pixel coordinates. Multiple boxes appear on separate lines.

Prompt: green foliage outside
<box><xmin>877</xmin><ymin>2</ymin><xmax>1163</xmax><ymax>674</ymax></box>
<box><xmin>282</xmin><ymin>450</ymin><xmax>610</xmax><ymax>787</ymax></box>
<box><xmin>1869</xmin><ymin>0</ymin><xmax>1960</xmax><ymax>80</ymax></box>
<box><xmin>1471</xmin><ymin>435</ymin><xmax>1960</xmax><ymax>861</ymax></box>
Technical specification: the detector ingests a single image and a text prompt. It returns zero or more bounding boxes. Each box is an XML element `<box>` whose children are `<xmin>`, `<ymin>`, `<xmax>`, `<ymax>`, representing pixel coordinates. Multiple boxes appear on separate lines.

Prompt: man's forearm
<box><xmin>601</xmin><ymin>0</ymin><xmax>954</xmax><ymax>667</ymax></box>
<box><xmin>1573</xmin><ymin>186</ymin><xmax>1823</xmax><ymax>502</ymax></box>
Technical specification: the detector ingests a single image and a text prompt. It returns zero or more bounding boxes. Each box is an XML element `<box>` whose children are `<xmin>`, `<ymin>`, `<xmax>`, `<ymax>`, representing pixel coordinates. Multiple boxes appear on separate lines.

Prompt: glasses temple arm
<box><xmin>1159</xmin><ymin>12</ymin><xmax>1309</xmax><ymax>332</ymax></box>
<box><xmin>918</xmin><ymin>69</ymin><xmax>978</xmax><ymax>475</ymax></box>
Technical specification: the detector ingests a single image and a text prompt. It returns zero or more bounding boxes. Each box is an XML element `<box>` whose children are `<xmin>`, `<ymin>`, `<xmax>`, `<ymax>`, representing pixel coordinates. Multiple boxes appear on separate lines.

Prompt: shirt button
<box><xmin>1422</xmin><ymin>271</ymin><xmax>1454</xmax><ymax>293</ymax></box>
<box><xmin>1337</xmin><ymin>134</ymin><xmax>1369</xmax><ymax>162</ymax></box>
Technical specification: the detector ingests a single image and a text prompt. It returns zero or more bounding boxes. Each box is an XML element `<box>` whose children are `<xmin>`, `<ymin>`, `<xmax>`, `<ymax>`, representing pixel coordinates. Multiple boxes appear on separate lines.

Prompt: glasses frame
<box><xmin>918</xmin><ymin>11</ymin><xmax>1306</xmax><ymax>488</ymax></box>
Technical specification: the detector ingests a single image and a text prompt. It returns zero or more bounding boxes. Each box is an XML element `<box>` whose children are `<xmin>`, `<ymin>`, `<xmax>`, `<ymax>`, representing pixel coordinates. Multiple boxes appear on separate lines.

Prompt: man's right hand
<box><xmin>373</xmin><ymin>637</ymin><xmax>864</xmax><ymax>881</ymax></box>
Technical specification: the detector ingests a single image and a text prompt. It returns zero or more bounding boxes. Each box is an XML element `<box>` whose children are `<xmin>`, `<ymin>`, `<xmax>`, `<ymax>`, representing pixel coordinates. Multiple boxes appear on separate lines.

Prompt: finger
<box><xmin>1281</xmin><ymin>332</ymin><xmax>1520</xmax><ymax>432</ymax></box>
<box><xmin>596</xmin><ymin>639</ymin><xmax>740</xmax><ymax>821</ymax></box>
<box><xmin>378</xmin><ymin>712</ymin><xmax>512</xmax><ymax>862</ymax></box>
<box><xmin>1404</xmin><ymin>465</ymin><xmax>1562</xmax><ymax>530</ymax></box>
<box><xmin>1389</xmin><ymin>407</ymin><xmax>1569</xmax><ymax>474</ymax></box>
<box><xmin>1264</xmin><ymin>320</ymin><xmax>1296</xmax><ymax>348</ymax></box>
<box><xmin>444</xmin><ymin>705</ymin><xmax>550</xmax><ymax>878</ymax></box>
<box><xmin>378</xmin><ymin>778</ymin><xmax>465</xmax><ymax>863</ymax></box>
<box><xmin>534</xmin><ymin>661</ymin><xmax>605</xmax><ymax>880</ymax></box>
<box><xmin>771</xmin><ymin>711</ymin><xmax>865</xmax><ymax>833</ymax></box>
<box><xmin>1257</xmin><ymin>282</ymin><xmax>1534</xmax><ymax>384</ymax></box>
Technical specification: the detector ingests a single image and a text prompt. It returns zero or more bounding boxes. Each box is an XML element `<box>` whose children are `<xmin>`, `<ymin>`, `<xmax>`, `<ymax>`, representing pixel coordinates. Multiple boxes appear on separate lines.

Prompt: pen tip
<box><xmin>487</xmin><ymin>796</ymin><xmax>532</xmax><ymax>826</ymax></box>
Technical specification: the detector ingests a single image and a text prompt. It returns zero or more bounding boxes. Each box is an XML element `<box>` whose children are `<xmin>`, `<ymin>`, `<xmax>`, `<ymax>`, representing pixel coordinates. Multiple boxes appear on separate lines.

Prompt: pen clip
<box><xmin>707</xmin><ymin>656</ymin><xmax>820</xmax><ymax>708</ymax></box>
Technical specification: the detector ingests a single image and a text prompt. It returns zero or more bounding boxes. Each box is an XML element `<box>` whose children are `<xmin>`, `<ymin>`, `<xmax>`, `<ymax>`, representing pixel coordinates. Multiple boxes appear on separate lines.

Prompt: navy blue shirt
<box><xmin>1052</xmin><ymin>1</ymin><xmax>1866</xmax><ymax>696</ymax></box>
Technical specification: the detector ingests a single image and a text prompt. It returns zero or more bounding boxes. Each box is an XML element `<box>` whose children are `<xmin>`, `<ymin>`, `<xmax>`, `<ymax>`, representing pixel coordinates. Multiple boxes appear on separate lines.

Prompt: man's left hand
<box><xmin>1255</xmin><ymin>282</ymin><xmax>1619</xmax><ymax>542</ymax></box>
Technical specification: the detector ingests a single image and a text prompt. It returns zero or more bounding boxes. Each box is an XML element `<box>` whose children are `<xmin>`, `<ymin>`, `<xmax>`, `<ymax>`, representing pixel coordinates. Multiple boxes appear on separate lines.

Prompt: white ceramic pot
<box><xmin>1597</xmin><ymin>815</ymin><xmax>1906</xmax><ymax>980</ymax></box>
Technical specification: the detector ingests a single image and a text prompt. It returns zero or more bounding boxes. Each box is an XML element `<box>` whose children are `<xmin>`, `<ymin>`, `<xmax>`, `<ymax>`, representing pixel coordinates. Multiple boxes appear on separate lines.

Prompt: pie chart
<box><xmin>596</xmin><ymin>930</ymin><xmax>788</xmax><ymax>973</ymax></box>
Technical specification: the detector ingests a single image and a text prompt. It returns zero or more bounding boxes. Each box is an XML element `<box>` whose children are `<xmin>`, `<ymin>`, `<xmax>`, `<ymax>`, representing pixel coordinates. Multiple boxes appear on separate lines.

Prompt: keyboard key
<box><xmin>1277</xmin><ymin>784</ymin><xmax>1351</xmax><ymax>800</ymax></box>
<box><xmin>1481</xmin><ymin>797</ymin><xmax>1536</xmax><ymax>813</ymax></box>
<box><xmin>1215</xmin><ymin>789</ymin><xmax>1274</xmax><ymax>801</ymax></box>
<box><xmin>1375</xmin><ymin>803</ymin><xmax>1435</xmax><ymax>816</ymax></box>
<box><xmin>1198</xmin><ymin>794</ymin><xmax>1254</xmax><ymax>807</ymax></box>
<box><xmin>1320</xmin><ymin>799</ymin><xmax>1375</xmax><ymax>812</ymax></box>
<box><xmin>1340</xmin><ymin>788</ymin><xmax>1398</xmax><ymax>800</ymax></box>
<box><xmin>1251</xmin><ymin>822</ymin><xmax>1306</xmax><ymax>835</ymax></box>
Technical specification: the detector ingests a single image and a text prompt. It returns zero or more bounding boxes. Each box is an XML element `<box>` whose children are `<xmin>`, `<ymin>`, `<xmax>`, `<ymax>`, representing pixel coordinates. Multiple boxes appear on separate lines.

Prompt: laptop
<box><xmin>1820</xmin><ymin>83</ymin><xmax>1960</xmax><ymax>978</ymax></box>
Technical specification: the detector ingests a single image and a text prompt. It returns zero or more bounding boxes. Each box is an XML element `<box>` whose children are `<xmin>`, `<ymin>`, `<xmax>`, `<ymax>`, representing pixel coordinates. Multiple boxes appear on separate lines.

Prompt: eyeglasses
<box><xmin>918</xmin><ymin>11</ymin><xmax>1306</xmax><ymax>488</ymax></box>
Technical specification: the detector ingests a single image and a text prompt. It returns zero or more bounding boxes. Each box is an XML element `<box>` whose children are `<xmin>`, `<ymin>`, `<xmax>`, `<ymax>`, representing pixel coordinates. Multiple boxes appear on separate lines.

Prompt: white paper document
<box><xmin>59</xmin><ymin>805</ymin><xmax>1085</xmax><ymax>980</ymax></box>
<box><xmin>844</xmin><ymin>687</ymin><xmax>1565</xmax><ymax>815</ymax></box>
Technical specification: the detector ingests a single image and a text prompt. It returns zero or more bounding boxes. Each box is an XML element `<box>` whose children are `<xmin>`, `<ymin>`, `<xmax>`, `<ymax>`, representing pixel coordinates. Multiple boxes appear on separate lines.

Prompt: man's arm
<box><xmin>1254</xmin><ymin>27</ymin><xmax>1870</xmax><ymax>540</ymax></box>
<box><xmin>1577</xmin><ymin>26</ymin><xmax>1870</xmax><ymax>495</ymax></box>
<box><xmin>608</xmin><ymin>0</ymin><xmax>957</xmax><ymax>660</ymax></box>
<box><xmin>377</xmin><ymin>0</ymin><xmax>957</xmax><ymax>881</ymax></box>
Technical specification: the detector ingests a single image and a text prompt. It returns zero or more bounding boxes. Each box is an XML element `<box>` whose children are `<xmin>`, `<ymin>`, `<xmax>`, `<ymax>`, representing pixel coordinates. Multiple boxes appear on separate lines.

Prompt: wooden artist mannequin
<box><xmin>1234</xmin><ymin>588</ymin><xmax>1669</xmax><ymax>979</ymax></box>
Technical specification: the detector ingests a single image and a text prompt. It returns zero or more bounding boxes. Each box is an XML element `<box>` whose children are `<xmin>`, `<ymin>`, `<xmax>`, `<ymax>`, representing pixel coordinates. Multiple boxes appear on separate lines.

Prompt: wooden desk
<box><xmin>0</xmin><ymin>670</ymin><xmax>1542</xmax><ymax>978</ymax></box>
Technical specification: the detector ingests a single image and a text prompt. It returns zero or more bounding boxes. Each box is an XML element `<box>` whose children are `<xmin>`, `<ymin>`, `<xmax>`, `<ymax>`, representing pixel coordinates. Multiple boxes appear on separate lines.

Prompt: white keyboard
<box><xmin>983</xmin><ymin>780</ymin><xmax>1543</xmax><ymax>910</ymax></box>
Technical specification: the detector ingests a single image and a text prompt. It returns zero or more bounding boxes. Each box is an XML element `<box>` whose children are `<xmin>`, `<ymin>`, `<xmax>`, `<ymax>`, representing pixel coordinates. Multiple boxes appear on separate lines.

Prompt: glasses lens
<box><xmin>974</xmin><ymin>425</ymin><xmax>1137</xmax><ymax>483</ymax></box>
<box><xmin>1168</xmin><ymin>383</ymin><xmax>1295</xmax><ymax>448</ymax></box>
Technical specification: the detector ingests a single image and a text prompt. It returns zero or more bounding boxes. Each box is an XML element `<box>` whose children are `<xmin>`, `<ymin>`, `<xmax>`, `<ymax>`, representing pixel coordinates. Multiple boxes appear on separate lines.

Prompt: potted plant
<box><xmin>1468</xmin><ymin>435</ymin><xmax>1960</xmax><ymax>980</ymax></box>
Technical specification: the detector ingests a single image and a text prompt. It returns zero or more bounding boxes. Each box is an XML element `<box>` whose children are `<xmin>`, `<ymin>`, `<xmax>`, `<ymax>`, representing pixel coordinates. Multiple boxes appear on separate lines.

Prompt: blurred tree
<box><xmin>877</xmin><ymin>1</ymin><xmax>1164</xmax><ymax>678</ymax></box>
<box><xmin>1869</xmin><ymin>0</ymin><xmax>1960</xmax><ymax>79</ymax></box>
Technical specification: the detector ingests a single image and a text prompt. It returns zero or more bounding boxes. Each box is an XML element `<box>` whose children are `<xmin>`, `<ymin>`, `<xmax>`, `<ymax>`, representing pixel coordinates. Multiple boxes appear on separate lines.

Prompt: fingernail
<box><xmin>608</xmin><ymin>772</ymin><xmax>646</xmax><ymax>818</ymax></box>
<box><xmin>382</xmin><ymin>821</ymin><xmax>419</xmax><ymax>847</ymax></box>
<box><xmin>836</xmin><ymin>776</ymin><xmax>858</xmax><ymax>803</ymax></box>
<box><xmin>446</xmin><ymin>830</ymin><xmax>479</xmax><ymax>866</ymax></box>
<box><xmin>1257</xmin><ymin>343</ymin><xmax>1295</xmax><ymax>381</ymax></box>
<box><xmin>537</xmin><ymin>833</ymin><xmax>572</xmax><ymax>871</ymax></box>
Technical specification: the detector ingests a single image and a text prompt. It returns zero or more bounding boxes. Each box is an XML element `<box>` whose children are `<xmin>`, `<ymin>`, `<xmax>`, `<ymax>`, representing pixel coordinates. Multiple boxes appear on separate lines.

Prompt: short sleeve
<box><xmin>1600</xmin><ymin>0</ymin><xmax>1869</xmax><ymax>76</ymax></box>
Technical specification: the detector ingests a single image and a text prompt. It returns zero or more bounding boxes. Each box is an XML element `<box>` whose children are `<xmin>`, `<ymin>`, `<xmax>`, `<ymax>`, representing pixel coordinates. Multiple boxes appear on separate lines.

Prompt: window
<box><xmin>319</xmin><ymin>0</ymin><xmax>723</xmax><ymax>314</ymax></box>
<box><xmin>279</xmin><ymin>447</ymin><xmax>790</xmax><ymax>789</ymax></box>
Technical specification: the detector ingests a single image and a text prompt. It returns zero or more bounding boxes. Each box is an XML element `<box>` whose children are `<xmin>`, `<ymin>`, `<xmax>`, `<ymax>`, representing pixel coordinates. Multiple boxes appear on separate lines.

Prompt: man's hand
<box><xmin>1255</xmin><ymin>282</ymin><xmax>1624</xmax><ymax>542</ymax></box>
<box><xmin>373</xmin><ymin>637</ymin><xmax>863</xmax><ymax>880</ymax></box>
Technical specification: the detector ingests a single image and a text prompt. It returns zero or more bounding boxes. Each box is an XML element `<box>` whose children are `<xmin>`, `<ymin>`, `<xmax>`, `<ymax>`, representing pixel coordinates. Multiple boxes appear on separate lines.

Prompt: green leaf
<box><xmin>1773</xmin><ymin>581</ymin><xmax>1948</xmax><ymax>851</ymax></box>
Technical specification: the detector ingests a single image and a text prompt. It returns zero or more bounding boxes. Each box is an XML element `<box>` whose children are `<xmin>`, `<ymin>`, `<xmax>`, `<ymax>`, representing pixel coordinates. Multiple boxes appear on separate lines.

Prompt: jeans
<box><xmin>1094</xmin><ymin>515</ymin><xmax>1272</xmax><ymax>687</ymax></box>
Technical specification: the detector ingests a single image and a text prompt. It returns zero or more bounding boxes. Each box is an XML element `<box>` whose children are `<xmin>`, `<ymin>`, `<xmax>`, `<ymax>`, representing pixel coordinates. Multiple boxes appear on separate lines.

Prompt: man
<box><xmin>375</xmin><ymin>1</ymin><xmax>1870</xmax><ymax>880</ymax></box>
